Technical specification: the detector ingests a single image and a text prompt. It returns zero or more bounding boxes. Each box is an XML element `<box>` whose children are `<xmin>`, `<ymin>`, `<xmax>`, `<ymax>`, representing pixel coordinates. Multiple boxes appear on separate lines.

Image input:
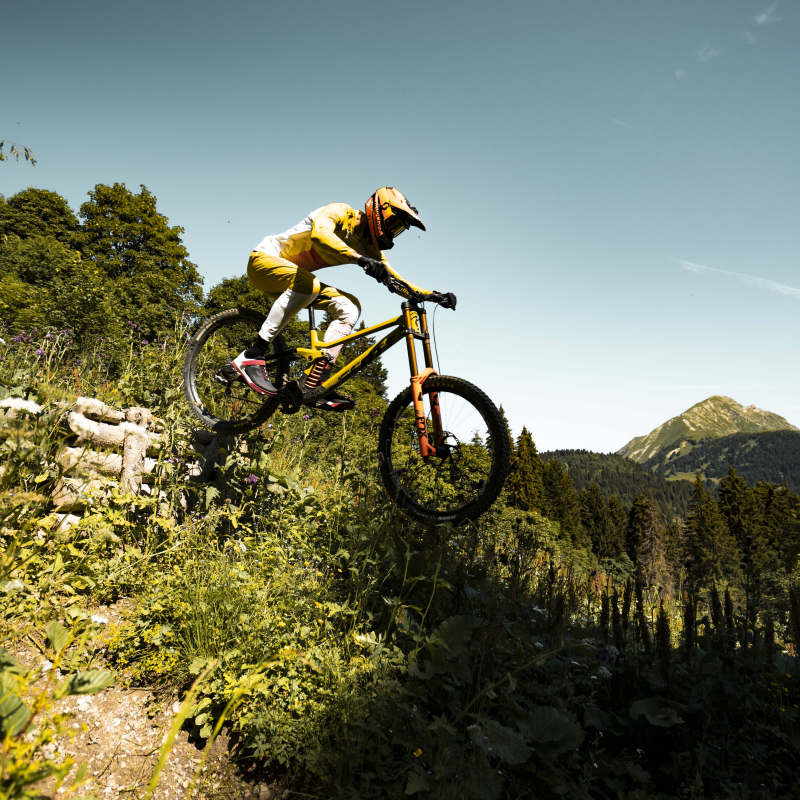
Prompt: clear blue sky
<box><xmin>3</xmin><ymin>0</ymin><xmax>798</xmax><ymax>451</ymax></box>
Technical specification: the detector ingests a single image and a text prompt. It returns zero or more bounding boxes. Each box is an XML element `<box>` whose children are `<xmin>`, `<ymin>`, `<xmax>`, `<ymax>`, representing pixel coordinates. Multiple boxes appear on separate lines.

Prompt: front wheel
<box><xmin>377</xmin><ymin>376</ymin><xmax>511</xmax><ymax>524</ymax></box>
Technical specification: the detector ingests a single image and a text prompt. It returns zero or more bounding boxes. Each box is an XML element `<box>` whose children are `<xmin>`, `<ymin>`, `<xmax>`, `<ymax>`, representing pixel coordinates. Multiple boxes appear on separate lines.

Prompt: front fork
<box><xmin>403</xmin><ymin>303</ymin><xmax>443</xmax><ymax>458</ymax></box>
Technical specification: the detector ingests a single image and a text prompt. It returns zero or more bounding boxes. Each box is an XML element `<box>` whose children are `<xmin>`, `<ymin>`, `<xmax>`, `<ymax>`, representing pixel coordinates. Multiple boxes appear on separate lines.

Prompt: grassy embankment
<box><xmin>1</xmin><ymin>319</ymin><xmax>799</xmax><ymax>799</ymax></box>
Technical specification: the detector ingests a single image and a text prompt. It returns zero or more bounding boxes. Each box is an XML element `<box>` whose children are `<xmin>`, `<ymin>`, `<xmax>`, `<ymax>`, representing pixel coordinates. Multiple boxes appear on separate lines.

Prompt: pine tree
<box><xmin>718</xmin><ymin>467</ymin><xmax>755</xmax><ymax>545</ymax></box>
<box><xmin>685</xmin><ymin>474</ymin><xmax>740</xmax><ymax>590</ymax></box>
<box><xmin>633</xmin><ymin>492</ymin><xmax>672</xmax><ymax>596</ymax></box>
<box><xmin>542</xmin><ymin>458</ymin><xmax>587</xmax><ymax>549</ymax></box>
<box><xmin>506</xmin><ymin>426</ymin><xmax>544</xmax><ymax>513</ymax></box>
<box><xmin>607</xmin><ymin>494</ymin><xmax>628</xmax><ymax>557</ymax></box>
<box><xmin>579</xmin><ymin>483</ymin><xmax>623</xmax><ymax>559</ymax></box>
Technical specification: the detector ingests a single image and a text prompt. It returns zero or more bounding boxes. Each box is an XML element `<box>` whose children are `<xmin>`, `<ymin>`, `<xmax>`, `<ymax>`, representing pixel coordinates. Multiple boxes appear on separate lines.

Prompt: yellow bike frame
<box><xmin>293</xmin><ymin>301</ymin><xmax>443</xmax><ymax>457</ymax></box>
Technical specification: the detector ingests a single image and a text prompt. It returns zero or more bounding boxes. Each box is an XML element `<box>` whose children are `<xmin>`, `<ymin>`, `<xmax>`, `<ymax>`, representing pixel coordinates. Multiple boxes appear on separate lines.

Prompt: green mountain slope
<box><xmin>617</xmin><ymin>396</ymin><xmax>798</xmax><ymax>465</ymax></box>
<box><xmin>540</xmin><ymin>449</ymin><xmax>694</xmax><ymax>520</ymax></box>
<box><xmin>649</xmin><ymin>430</ymin><xmax>800</xmax><ymax>492</ymax></box>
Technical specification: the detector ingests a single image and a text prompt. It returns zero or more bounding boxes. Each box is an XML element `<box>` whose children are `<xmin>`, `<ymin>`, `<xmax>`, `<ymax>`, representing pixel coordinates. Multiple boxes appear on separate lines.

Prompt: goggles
<box><xmin>383</xmin><ymin>209</ymin><xmax>409</xmax><ymax>239</ymax></box>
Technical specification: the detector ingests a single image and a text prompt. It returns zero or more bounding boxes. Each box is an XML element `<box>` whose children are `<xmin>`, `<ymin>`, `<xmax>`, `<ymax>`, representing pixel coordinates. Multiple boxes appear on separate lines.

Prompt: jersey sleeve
<box><xmin>310</xmin><ymin>203</ymin><xmax>361</xmax><ymax>264</ymax></box>
<box><xmin>380</xmin><ymin>253</ymin><xmax>432</xmax><ymax>299</ymax></box>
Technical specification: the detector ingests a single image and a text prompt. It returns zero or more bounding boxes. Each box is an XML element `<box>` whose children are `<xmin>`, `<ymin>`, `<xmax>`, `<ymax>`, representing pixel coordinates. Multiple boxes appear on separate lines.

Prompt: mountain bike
<box><xmin>183</xmin><ymin>277</ymin><xmax>511</xmax><ymax>524</ymax></box>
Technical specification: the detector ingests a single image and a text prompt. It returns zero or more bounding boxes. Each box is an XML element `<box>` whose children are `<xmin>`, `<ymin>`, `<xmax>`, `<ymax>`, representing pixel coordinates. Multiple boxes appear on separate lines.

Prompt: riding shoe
<box><xmin>231</xmin><ymin>347</ymin><xmax>279</xmax><ymax>396</ymax></box>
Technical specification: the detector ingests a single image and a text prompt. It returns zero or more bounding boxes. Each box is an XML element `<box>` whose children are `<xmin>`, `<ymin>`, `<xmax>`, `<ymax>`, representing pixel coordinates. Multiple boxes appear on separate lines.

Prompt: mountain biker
<box><xmin>232</xmin><ymin>187</ymin><xmax>457</xmax><ymax>411</ymax></box>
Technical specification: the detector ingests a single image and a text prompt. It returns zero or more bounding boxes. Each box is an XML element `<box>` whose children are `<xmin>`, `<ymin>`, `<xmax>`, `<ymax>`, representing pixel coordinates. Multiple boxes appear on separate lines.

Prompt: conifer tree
<box><xmin>607</xmin><ymin>495</ymin><xmax>628</xmax><ymax>555</ymax></box>
<box><xmin>685</xmin><ymin>474</ymin><xmax>740</xmax><ymax>590</ymax></box>
<box><xmin>717</xmin><ymin>467</ymin><xmax>755</xmax><ymax>545</ymax></box>
<box><xmin>635</xmin><ymin>492</ymin><xmax>672</xmax><ymax>596</ymax></box>
<box><xmin>579</xmin><ymin>483</ymin><xmax>624</xmax><ymax>558</ymax></box>
<box><xmin>542</xmin><ymin>458</ymin><xmax>587</xmax><ymax>549</ymax></box>
<box><xmin>506</xmin><ymin>426</ymin><xmax>544</xmax><ymax>513</ymax></box>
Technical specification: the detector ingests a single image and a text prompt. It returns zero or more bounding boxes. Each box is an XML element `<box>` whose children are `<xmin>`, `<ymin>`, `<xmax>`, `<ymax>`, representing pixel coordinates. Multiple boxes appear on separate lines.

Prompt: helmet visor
<box><xmin>384</xmin><ymin>210</ymin><xmax>409</xmax><ymax>239</ymax></box>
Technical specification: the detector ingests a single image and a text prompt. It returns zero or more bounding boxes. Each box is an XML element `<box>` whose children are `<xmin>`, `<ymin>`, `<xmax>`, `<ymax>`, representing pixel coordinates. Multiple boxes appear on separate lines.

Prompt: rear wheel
<box><xmin>183</xmin><ymin>308</ymin><xmax>292</xmax><ymax>434</ymax></box>
<box><xmin>377</xmin><ymin>376</ymin><xmax>511</xmax><ymax>524</ymax></box>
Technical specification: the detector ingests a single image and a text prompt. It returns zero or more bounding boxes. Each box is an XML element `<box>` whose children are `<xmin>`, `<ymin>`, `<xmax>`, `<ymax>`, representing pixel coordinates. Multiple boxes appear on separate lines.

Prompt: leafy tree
<box><xmin>0</xmin><ymin>188</ymin><xmax>80</xmax><ymax>245</ymax></box>
<box><xmin>685</xmin><ymin>475</ymin><xmax>740</xmax><ymax>590</ymax></box>
<box><xmin>0</xmin><ymin>235</ymin><xmax>124</xmax><ymax>359</ymax></box>
<box><xmin>79</xmin><ymin>183</ymin><xmax>203</xmax><ymax>336</ymax></box>
<box><xmin>506</xmin><ymin>427</ymin><xmax>544</xmax><ymax>513</ymax></box>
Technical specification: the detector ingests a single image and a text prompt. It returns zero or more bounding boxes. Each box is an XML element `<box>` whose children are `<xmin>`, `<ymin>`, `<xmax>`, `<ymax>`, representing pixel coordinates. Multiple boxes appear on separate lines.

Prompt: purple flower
<box><xmin>372</xmin><ymin>408</ymin><xmax>380</xmax><ymax>417</ymax></box>
<box><xmin>141</xmin><ymin>339</ymin><xmax>149</xmax><ymax>346</ymax></box>
<box><xmin>245</xmin><ymin>474</ymin><xmax>259</xmax><ymax>485</ymax></box>
<box><xmin>302</xmin><ymin>414</ymin><xmax>310</xmax><ymax>421</ymax></box>
<box><xmin>45</xmin><ymin>333</ymin><xmax>53</xmax><ymax>340</ymax></box>
<box><xmin>35</xmin><ymin>349</ymin><xmax>44</xmax><ymax>357</ymax></box>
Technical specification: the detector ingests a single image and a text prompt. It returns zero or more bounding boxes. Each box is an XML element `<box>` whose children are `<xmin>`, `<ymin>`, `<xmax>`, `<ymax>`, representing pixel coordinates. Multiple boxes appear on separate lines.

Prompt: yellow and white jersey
<box><xmin>254</xmin><ymin>203</ymin><xmax>430</xmax><ymax>296</ymax></box>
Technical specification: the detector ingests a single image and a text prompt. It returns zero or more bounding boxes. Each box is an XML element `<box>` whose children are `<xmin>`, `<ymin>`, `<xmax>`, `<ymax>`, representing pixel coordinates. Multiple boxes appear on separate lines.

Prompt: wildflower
<box><xmin>91</xmin><ymin>614</ymin><xmax>109</xmax><ymax>625</ymax></box>
<box><xmin>598</xmin><ymin>666</ymin><xmax>612</xmax><ymax>679</ymax></box>
<box><xmin>413</xmin><ymin>749</ymin><xmax>422</xmax><ymax>758</ymax></box>
<box><xmin>245</xmin><ymin>474</ymin><xmax>259</xmax><ymax>485</ymax></box>
<box><xmin>372</xmin><ymin>408</ymin><xmax>380</xmax><ymax>417</ymax></box>
<box><xmin>302</xmin><ymin>414</ymin><xmax>310</xmax><ymax>421</ymax></box>
<box><xmin>141</xmin><ymin>339</ymin><xmax>149</xmax><ymax>346</ymax></box>
<box><xmin>0</xmin><ymin>397</ymin><xmax>42</xmax><ymax>415</ymax></box>
<box><xmin>35</xmin><ymin>348</ymin><xmax>44</xmax><ymax>357</ymax></box>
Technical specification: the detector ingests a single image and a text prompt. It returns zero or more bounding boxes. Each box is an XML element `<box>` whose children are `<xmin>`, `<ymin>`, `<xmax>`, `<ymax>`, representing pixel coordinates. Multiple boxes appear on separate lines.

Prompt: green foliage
<box><xmin>541</xmin><ymin>457</ymin><xmax>587</xmax><ymax>549</ymax></box>
<box><xmin>79</xmin><ymin>183</ymin><xmax>203</xmax><ymax>337</ymax></box>
<box><xmin>506</xmin><ymin>426</ymin><xmax>544</xmax><ymax>513</ymax></box>
<box><xmin>685</xmin><ymin>474</ymin><xmax>741</xmax><ymax>590</ymax></box>
<box><xmin>1</xmin><ymin>272</ymin><xmax>799</xmax><ymax>798</ymax></box>
<box><xmin>0</xmin><ymin>188</ymin><xmax>80</xmax><ymax>246</ymax></box>
<box><xmin>542</xmin><ymin>448</ymin><xmax>694</xmax><ymax>520</ymax></box>
<box><xmin>652</xmin><ymin>430</ymin><xmax>800</xmax><ymax>491</ymax></box>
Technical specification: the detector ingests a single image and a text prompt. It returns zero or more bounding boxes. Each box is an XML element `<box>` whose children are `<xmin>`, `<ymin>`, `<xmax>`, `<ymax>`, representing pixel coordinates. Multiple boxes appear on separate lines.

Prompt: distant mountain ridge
<box><xmin>617</xmin><ymin>396</ymin><xmax>798</xmax><ymax>466</ymax></box>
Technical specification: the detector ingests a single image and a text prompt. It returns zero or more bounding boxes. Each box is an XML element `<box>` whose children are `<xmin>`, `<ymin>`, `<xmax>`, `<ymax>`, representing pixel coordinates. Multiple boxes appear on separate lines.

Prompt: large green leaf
<box><xmin>63</xmin><ymin>669</ymin><xmax>115</xmax><ymax>695</ymax></box>
<box><xmin>473</xmin><ymin>720</ymin><xmax>532</xmax><ymax>765</ymax></box>
<box><xmin>404</xmin><ymin>769</ymin><xmax>430</xmax><ymax>795</ymax></box>
<box><xmin>47</xmin><ymin>620</ymin><xmax>69</xmax><ymax>655</ymax></box>
<box><xmin>429</xmin><ymin>615</ymin><xmax>478</xmax><ymax>658</ymax></box>
<box><xmin>0</xmin><ymin>675</ymin><xmax>31</xmax><ymax>737</ymax></box>
<box><xmin>518</xmin><ymin>706</ymin><xmax>582</xmax><ymax>755</ymax></box>
<box><xmin>629</xmin><ymin>697</ymin><xmax>683</xmax><ymax>727</ymax></box>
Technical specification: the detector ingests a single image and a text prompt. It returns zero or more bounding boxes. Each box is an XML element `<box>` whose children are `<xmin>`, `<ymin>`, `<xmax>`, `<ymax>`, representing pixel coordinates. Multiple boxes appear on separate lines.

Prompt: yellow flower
<box><xmin>413</xmin><ymin>748</ymin><xmax>422</xmax><ymax>758</ymax></box>
<box><xmin>316</xmin><ymin>571</ymin><xmax>323</xmax><ymax>576</ymax></box>
<box><xmin>278</xmin><ymin>621</ymin><xmax>285</xmax><ymax>627</ymax></box>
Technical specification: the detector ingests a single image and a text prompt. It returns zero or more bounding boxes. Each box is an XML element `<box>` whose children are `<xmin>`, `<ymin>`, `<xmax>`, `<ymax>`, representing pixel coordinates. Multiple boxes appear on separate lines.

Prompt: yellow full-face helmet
<box><xmin>365</xmin><ymin>187</ymin><xmax>426</xmax><ymax>250</ymax></box>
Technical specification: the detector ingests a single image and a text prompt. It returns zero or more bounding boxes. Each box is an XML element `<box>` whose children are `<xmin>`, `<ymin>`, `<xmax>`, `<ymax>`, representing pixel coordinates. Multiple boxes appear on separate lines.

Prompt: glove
<box><xmin>357</xmin><ymin>256</ymin><xmax>390</xmax><ymax>286</ymax></box>
<box><xmin>439</xmin><ymin>292</ymin><xmax>457</xmax><ymax>310</ymax></box>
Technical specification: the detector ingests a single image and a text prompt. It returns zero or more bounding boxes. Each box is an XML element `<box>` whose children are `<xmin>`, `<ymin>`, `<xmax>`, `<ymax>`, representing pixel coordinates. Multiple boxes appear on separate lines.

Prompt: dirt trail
<box><xmin>13</xmin><ymin>601</ymin><xmax>287</xmax><ymax>800</ymax></box>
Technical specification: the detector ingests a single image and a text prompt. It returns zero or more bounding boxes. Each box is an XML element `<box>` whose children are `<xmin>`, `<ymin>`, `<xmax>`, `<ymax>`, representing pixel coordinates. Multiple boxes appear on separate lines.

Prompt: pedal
<box><xmin>215</xmin><ymin>363</ymin><xmax>241</xmax><ymax>388</ymax></box>
<box><xmin>278</xmin><ymin>381</ymin><xmax>303</xmax><ymax>414</ymax></box>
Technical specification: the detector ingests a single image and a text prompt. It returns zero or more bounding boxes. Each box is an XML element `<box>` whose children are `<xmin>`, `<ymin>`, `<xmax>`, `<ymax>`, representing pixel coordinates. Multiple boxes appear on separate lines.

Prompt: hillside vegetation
<box><xmin>648</xmin><ymin>430</ymin><xmax>800</xmax><ymax>491</ymax></box>
<box><xmin>2</xmin><ymin>186</ymin><xmax>800</xmax><ymax>799</ymax></box>
<box><xmin>540</xmin><ymin>450</ymin><xmax>693</xmax><ymax>520</ymax></box>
